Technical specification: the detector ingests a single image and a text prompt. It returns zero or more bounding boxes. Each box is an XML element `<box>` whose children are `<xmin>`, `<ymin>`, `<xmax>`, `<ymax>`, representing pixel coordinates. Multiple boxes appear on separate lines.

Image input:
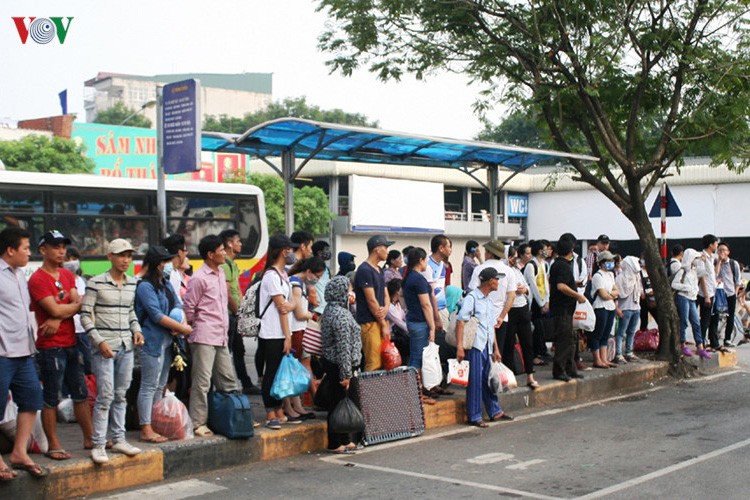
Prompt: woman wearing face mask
<box><xmin>134</xmin><ymin>246</ymin><xmax>193</xmax><ymax>443</ymax></box>
<box><xmin>589</xmin><ymin>251</ymin><xmax>619</xmax><ymax>368</ymax></box>
<box><xmin>614</xmin><ymin>256</ymin><xmax>643</xmax><ymax>363</ymax></box>
<box><xmin>672</xmin><ymin>249</ymin><xmax>712</xmax><ymax>359</ymax></box>
<box><xmin>285</xmin><ymin>257</ymin><xmax>326</xmax><ymax>420</ymax></box>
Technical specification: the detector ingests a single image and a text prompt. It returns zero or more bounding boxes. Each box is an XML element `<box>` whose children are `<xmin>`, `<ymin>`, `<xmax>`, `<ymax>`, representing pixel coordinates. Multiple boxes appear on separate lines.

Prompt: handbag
<box><xmin>270</xmin><ymin>354</ymin><xmax>311</xmax><ymax>400</ymax></box>
<box><xmin>302</xmin><ymin>319</ymin><xmax>323</xmax><ymax>356</ymax></box>
<box><xmin>445</xmin><ymin>297</ymin><xmax>479</xmax><ymax>349</ymax></box>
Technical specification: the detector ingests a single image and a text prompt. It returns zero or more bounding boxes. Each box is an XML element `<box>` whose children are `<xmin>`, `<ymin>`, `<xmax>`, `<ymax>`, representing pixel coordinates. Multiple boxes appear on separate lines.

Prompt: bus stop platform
<box><xmin>0</xmin><ymin>350</ymin><xmax>737</xmax><ymax>499</ymax></box>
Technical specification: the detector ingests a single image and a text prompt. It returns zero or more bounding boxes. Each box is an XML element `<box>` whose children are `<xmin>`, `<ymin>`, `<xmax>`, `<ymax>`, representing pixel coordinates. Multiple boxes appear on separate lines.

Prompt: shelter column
<box><xmin>282</xmin><ymin>151</ymin><xmax>296</xmax><ymax>234</ymax></box>
<box><xmin>488</xmin><ymin>165</ymin><xmax>499</xmax><ymax>240</ymax></box>
<box><xmin>328</xmin><ymin>176</ymin><xmax>340</xmax><ymax>274</ymax></box>
<box><xmin>463</xmin><ymin>187</ymin><xmax>472</xmax><ymax>222</ymax></box>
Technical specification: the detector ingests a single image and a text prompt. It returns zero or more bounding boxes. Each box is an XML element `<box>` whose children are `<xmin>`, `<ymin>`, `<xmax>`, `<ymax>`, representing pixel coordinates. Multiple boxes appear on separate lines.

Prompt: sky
<box><xmin>0</xmin><ymin>0</ymin><xmax>494</xmax><ymax>140</ymax></box>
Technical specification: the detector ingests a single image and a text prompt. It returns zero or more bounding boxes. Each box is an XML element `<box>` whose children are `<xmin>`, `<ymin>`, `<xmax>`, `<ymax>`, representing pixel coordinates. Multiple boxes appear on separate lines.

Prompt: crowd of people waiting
<box><xmin>1</xmin><ymin>225</ymin><xmax>747</xmax><ymax>476</ymax></box>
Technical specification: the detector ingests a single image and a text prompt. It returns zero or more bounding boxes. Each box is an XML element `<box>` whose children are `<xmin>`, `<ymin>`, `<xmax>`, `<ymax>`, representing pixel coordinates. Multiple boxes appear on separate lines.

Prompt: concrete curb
<box><xmin>2</xmin><ymin>352</ymin><xmax>738</xmax><ymax>498</ymax></box>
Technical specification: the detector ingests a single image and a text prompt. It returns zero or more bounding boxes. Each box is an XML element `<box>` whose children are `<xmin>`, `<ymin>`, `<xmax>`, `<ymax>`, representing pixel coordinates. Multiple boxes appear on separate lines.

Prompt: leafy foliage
<box><xmin>0</xmin><ymin>135</ymin><xmax>95</xmax><ymax>173</ymax></box>
<box><xmin>227</xmin><ymin>173</ymin><xmax>333</xmax><ymax>235</ymax></box>
<box><xmin>204</xmin><ymin>96</ymin><xmax>379</xmax><ymax>133</ymax></box>
<box><xmin>93</xmin><ymin>101</ymin><xmax>153</xmax><ymax>128</ymax></box>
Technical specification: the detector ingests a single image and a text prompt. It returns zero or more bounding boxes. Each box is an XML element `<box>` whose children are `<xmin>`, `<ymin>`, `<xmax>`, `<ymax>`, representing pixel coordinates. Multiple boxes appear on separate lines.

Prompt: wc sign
<box><xmin>507</xmin><ymin>194</ymin><xmax>529</xmax><ymax>218</ymax></box>
<box><xmin>12</xmin><ymin>17</ymin><xmax>74</xmax><ymax>44</ymax></box>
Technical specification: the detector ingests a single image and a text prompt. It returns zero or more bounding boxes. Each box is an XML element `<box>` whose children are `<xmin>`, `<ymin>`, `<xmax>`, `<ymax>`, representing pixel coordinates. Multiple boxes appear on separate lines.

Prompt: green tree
<box><xmin>93</xmin><ymin>101</ymin><xmax>153</xmax><ymax>128</ymax></box>
<box><xmin>230</xmin><ymin>173</ymin><xmax>333</xmax><ymax>235</ymax></box>
<box><xmin>0</xmin><ymin>135</ymin><xmax>95</xmax><ymax>173</ymax></box>
<box><xmin>476</xmin><ymin>111</ymin><xmax>554</xmax><ymax>150</ymax></box>
<box><xmin>204</xmin><ymin>96</ymin><xmax>379</xmax><ymax>133</ymax></box>
<box><xmin>318</xmin><ymin>0</ymin><xmax>750</xmax><ymax>369</ymax></box>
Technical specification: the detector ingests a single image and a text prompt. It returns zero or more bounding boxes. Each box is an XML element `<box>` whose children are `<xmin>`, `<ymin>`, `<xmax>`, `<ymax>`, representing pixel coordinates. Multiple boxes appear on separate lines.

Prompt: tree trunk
<box><xmin>625</xmin><ymin>197</ymin><xmax>694</xmax><ymax>377</ymax></box>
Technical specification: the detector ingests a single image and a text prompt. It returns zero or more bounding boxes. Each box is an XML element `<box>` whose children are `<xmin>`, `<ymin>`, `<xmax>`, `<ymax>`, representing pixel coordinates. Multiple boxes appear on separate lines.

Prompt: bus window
<box><xmin>0</xmin><ymin>190</ymin><xmax>44</xmax><ymax>213</ymax></box>
<box><xmin>52</xmin><ymin>216</ymin><xmax>150</xmax><ymax>256</ymax></box>
<box><xmin>238</xmin><ymin>198</ymin><xmax>261</xmax><ymax>257</ymax></box>
<box><xmin>0</xmin><ymin>216</ymin><xmax>45</xmax><ymax>248</ymax></box>
<box><xmin>168</xmin><ymin>195</ymin><xmax>234</xmax><ymax>219</ymax></box>
<box><xmin>53</xmin><ymin>192</ymin><xmax>150</xmax><ymax>216</ymax></box>
<box><xmin>167</xmin><ymin>219</ymin><xmax>235</xmax><ymax>255</ymax></box>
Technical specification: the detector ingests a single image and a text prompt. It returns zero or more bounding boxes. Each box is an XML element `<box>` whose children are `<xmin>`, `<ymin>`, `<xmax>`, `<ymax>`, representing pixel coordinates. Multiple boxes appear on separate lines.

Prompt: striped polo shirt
<box><xmin>81</xmin><ymin>271</ymin><xmax>140</xmax><ymax>351</ymax></box>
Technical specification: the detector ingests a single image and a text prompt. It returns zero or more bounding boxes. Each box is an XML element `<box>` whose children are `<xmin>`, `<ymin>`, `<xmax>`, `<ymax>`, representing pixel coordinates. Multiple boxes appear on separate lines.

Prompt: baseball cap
<box><xmin>38</xmin><ymin>230</ymin><xmax>71</xmax><ymax>247</ymax></box>
<box><xmin>479</xmin><ymin>267</ymin><xmax>505</xmax><ymax>282</ymax></box>
<box><xmin>597</xmin><ymin>234</ymin><xmax>610</xmax><ymax>243</ymax></box>
<box><xmin>145</xmin><ymin>245</ymin><xmax>176</xmax><ymax>262</ymax></box>
<box><xmin>367</xmin><ymin>234</ymin><xmax>395</xmax><ymax>253</ymax></box>
<box><xmin>269</xmin><ymin>234</ymin><xmax>300</xmax><ymax>250</ymax></box>
<box><xmin>108</xmin><ymin>238</ymin><xmax>134</xmax><ymax>255</ymax></box>
<box><xmin>484</xmin><ymin>239</ymin><xmax>506</xmax><ymax>259</ymax></box>
<box><xmin>597</xmin><ymin>250</ymin><xmax>615</xmax><ymax>263</ymax></box>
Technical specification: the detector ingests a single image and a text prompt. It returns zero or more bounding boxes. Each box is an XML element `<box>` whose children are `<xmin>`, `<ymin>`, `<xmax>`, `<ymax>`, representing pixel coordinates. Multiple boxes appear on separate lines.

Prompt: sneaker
<box><xmin>697</xmin><ymin>349</ymin><xmax>712</xmax><ymax>360</ymax></box>
<box><xmin>681</xmin><ymin>346</ymin><xmax>694</xmax><ymax>357</ymax></box>
<box><xmin>111</xmin><ymin>441</ymin><xmax>141</xmax><ymax>457</ymax></box>
<box><xmin>624</xmin><ymin>353</ymin><xmax>640</xmax><ymax>362</ymax></box>
<box><xmin>576</xmin><ymin>360</ymin><xmax>592</xmax><ymax>371</ymax></box>
<box><xmin>91</xmin><ymin>446</ymin><xmax>109</xmax><ymax>464</ymax></box>
<box><xmin>723</xmin><ymin>341</ymin><xmax>735</xmax><ymax>348</ymax></box>
<box><xmin>265</xmin><ymin>419</ymin><xmax>281</xmax><ymax>430</ymax></box>
<box><xmin>614</xmin><ymin>355</ymin><xmax>628</xmax><ymax>364</ymax></box>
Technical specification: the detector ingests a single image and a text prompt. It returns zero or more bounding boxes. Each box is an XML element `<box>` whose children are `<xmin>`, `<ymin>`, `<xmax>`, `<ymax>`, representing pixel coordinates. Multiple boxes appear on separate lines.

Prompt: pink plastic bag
<box><xmin>151</xmin><ymin>391</ymin><xmax>194</xmax><ymax>440</ymax></box>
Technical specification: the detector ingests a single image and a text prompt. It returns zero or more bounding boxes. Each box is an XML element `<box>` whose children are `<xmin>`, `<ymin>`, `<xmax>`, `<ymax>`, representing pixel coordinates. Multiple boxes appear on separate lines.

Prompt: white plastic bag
<box><xmin>0</xmin><ymin>392</ymin><xmax>48</xmax><ymax>453</ymax></box>
<box><xmin>151</xmin><ymin>391</ymin><xmax>194</xmax><ymax>440</ymax></box>
<box><xmin>421</xmin><ymin>342</ymin><xmax>443</xmax><ymax>390</ymax></box>
<box><xmin>57</xmin><ymin>398</ymin><xmax>77</xmax><ymax>423</ymax></box>
<box><xmin>489</xmin><ymin>361</ymin><xmax>517</xmax><ymax>395</ymax></box>
<box><xmin>447</xmin><ymin>359</ymin><xmax>470</xmax><ymax>386</ymax></box>
<box><xmin>572</xmin><ymin>300</ymin><xmax>596</xmax><ymax>332</ymax></box>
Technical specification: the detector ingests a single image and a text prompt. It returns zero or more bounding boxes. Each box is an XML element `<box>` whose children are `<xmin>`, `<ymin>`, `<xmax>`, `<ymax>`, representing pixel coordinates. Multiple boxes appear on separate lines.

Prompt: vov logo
<box><xmin>12</xmin><ymin>17</ymin><xmax>74</xmax><ymax>44</ymax></box>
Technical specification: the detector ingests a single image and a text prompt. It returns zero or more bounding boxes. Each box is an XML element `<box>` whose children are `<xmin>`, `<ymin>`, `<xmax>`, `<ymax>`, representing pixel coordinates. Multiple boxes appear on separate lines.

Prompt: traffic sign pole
<box><xmin>660</xmin><ymin>183</ymin><xmax>667</xmax><ymax>262</ymax></box>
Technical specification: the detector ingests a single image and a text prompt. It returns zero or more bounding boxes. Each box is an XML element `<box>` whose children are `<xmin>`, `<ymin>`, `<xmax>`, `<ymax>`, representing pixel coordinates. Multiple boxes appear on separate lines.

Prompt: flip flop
<box><xmin>468</xmin><ymin>420</ymin><xmax>489</xmax><ymax>428</ymax></box>
<box><xmin>10</xmin><ymin>462</ymin><xmax>49</xmax><ymax>478</ymax></box>
<box><xmin>0</xmin><ymin>465</ymin><xmax>17</xmax><ymax>482</ymax></box>
<box><xmin>490</xmin><ymin>413</ymin><xmax>514</xmax><ymax>422</ymax></box>
<box><xmin>140</xmin><ymin>434</ymin><xmax>169</xmax><ymax>443</ymax></box>
<box><xmin>44</xmin><ymin>449</ymin><xmax>72</xmax><ymax>461</ymax></box>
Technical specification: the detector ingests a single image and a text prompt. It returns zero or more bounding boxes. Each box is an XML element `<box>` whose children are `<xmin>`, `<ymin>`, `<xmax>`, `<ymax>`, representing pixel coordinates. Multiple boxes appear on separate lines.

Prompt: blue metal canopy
<box><xmin>201</xmin><ymin>117</ymin><xmax>597</xmax><ymax>171</ymax></box>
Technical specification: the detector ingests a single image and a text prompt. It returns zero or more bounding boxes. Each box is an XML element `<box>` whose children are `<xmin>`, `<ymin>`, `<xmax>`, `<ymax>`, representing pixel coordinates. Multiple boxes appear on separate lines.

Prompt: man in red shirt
<box><xmin>28</xmin><ymin>231</ymin><xmax>93</xmax><ymax>460</ymax></box>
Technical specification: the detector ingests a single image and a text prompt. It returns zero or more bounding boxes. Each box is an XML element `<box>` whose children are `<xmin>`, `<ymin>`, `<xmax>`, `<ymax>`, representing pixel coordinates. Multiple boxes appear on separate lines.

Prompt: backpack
<box><xmin>587</xmin><ymin>270</ymin><xmax>603</xmax><ymax>302</ymax></box>
<box><xmin>237</xmin><ymin>268</ymin><xmax>279</xmax><ymax>338</ymax></box>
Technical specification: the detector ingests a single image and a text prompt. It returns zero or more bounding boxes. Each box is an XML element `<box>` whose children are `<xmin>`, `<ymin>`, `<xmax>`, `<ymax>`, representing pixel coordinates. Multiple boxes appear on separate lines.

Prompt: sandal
<box><xmin>533</xmin><ymin>357</ymin><xmax>547</xmax><ymax>366</ymax></box>
<box><xmin>468</xmin><ymin>420</ymin><xmax>489</xmax><ymax>428</ymax></box>
<box><xmin>420</xmin><ymin>395</ymin><xmax>437</xmax><ymax>405</ymax></box>
<box><xmin>0</xmin><ymin>465</ymin><xmax>17</xmax><ymax>482</ymax></box>
<box><xmin>433</xmin><ymin>386</ymin><xmax>455</xmax><ymax>396</ymax></box>
<box><xmin>193</xmin><ymin>425</ymin><xmax>214</xmax><ymax>437</ymax></box>
<box><xmin>527</xmin><ymin>381</ymin><xmax>541</xmax><ymax>390</ymax></box>
<box><xmin>44</xmin><ymin>449</ymin><xmax>72</xmax><ymax>461</ymax></box>
<box><xmin>490</xmin><ymin>412</ymin><xmax>514</xmax><ymax>422</ymax></box>
<box><xmin>140</xmin><ymin>434</ymin><xmax>169</xmax><ymax>443</ymax></box>
<box><xmin>10</xmin><ymin>462</ymin><xmax>49</xmax><ymax>478</ymax></box>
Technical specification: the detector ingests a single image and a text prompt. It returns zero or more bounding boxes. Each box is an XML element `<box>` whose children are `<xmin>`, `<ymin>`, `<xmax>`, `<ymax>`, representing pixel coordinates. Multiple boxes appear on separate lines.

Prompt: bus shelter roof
<box><xmin>201</xmin><ymin>117</ymin><xmax>597</xmax><ymax>174</ymax></box>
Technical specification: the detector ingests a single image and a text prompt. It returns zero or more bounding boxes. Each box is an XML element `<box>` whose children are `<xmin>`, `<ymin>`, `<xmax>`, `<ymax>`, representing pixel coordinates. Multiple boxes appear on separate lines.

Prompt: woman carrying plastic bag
<box><xmin>455</xmin><ymin>268</ymin><xmax>514</xmax><ymax>428</ymax></box>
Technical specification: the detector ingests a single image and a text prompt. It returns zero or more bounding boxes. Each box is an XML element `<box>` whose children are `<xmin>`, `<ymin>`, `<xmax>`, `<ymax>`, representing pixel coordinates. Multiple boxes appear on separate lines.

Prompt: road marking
<box><xmin>103</xmin><ymin>479</ymin><xmax>227</xmax><ymax>500</ymax></box>
<box><xmin>507</xmin><ymin>459</ymin><xmax>546</xmax><ymax>470</ymax></box>
<box><xmin>576</xmin><ymin>436</ymin><xmax>750</xmax><ymax>499</ymax></box>
<box><xmin>345</xmin><ymin>461</ymin><xmax>563</xmax><ymax>500</ymax></box>
<box><xmin>467</xmin><ymin>452</ymin><xmax>514</xmax><ymax>464</ymax></box>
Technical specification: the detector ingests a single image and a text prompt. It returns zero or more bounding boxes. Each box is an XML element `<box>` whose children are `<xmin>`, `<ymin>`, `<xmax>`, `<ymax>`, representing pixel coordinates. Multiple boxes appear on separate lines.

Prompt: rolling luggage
<box><xmin>349</xmin><ymin>366</ymin><xmax>425</xmax><ymax>446</ymax></box>
<box><xmin>208</xmin><ymin>391</ymin><xmax>254</xmax><ymax>439</ymax></box>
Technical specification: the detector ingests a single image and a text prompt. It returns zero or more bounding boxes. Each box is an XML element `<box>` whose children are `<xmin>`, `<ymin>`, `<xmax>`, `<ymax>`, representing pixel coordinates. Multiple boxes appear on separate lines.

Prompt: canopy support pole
<box><xmin>328</xmin><ymin>176</ymin><xmax>340</xmax><ymax>274</ymax></box>
<box><xmin>282</xmin><ymin>150</ymin><xmax>296</xmax><ymax>234</ymax></box>
<box><xmin>488</xmin><ymin>164</ymin><xmax>499</xmax><ymax>240</ymax></box>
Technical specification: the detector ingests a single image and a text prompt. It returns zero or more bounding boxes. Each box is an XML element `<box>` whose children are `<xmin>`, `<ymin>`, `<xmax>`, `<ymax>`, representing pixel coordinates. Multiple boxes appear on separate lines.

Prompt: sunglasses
<box><xmin>55</xmin><ymin>280</ymin><xmax>65</xmax><ymax>301</ymax></box>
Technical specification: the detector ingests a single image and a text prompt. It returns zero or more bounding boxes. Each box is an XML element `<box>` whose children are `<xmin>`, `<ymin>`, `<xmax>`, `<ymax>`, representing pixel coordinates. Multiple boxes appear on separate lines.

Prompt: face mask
<box><xmin>163</xmin><ymin>262</ymin><xmax>174</xmax><ymax>277</ymax></box>
<box><xmin>604</xmin><ymin>262</ymin><xmax>615</xmax><ymax>271</ymax></box>
<box><xmin>320</xmin><ymin>250</ymin><xmax>332</xmax><ymax>261</ymax></box>
<box><xmin>305</xmin><ymin>277</ymin><xmax>319</xmax><ymax>286</ymax></box>
<box><xmin>285</xmin><ymin>252</ymin><xmax>297</xmax><ymax>266</ymax></box>
<box><xmin>403</xmin><ymin>256</ymin><xmax>408</xmax><ymax>265</ymax></box>
<box><xmin>542</xmin><ymin>250</ymin><xmax>549</xmax><ymax>258</ymax></box>
<box><xmin>62</xmin><ymin>260</ymin><xmax>80</xmax><ymax>274</ymax></box>
<box><xmin>639</xmin><ymin>259</ymin><xmax>646</xmax><ymax>267</ymax></box>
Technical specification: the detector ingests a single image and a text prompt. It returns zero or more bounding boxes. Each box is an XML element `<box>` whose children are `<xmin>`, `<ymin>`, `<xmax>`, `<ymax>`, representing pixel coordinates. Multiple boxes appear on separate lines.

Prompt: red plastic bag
<box><xmin>634</xmin><ymin>329</ymin><xmax>659</xmax><ymax>352</ymax></box>
<box><xmin>151</xmin><ymin>391</ymin><xmax>194</xmax><ymax>440</ymax></box>
<box><xmin>381</xmin><ymin>340</ymin><xmax>402</xmax><ymax>370</ymax></box>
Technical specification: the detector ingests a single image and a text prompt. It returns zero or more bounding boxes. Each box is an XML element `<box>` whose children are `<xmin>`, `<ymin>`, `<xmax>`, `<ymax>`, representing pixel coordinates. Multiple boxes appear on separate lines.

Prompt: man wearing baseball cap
<box><xmin>28</xmin><ymin>230</ymin><xmax>92</xmax><ymax>461</ymax></box>
<box><xmin>81</xmin><ymin>238</ymin><xmax>144</xmax><ymax>464</ymax></box>
<box><xmin>354</xmin><ymin>234</ymin><xmax>395</xmax><ymax>371</ymax></box>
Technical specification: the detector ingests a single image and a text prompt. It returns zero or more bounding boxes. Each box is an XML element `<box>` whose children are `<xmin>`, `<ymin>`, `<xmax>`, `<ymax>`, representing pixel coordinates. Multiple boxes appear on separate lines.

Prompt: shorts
<box><xmin>0</xmin><ymin>355</ymin><xmax>43</xmax><ymax>414</ymax></box>
<box><xmin>37</xmin><ymin>346</ymin><xmax>88</xmax><ymax>408</ymax></box>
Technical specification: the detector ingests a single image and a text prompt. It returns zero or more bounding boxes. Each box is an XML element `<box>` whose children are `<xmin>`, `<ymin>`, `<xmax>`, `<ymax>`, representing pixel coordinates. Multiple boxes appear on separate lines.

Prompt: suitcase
<box><xmin>349</xmin><ymin>366</ymin><xmax>425</xmax><ymax>446</ymax></box>
<box><xmin>207</xmin><ymin>391</ymin><xmax>254</xmax><ymax>439</ymax></box>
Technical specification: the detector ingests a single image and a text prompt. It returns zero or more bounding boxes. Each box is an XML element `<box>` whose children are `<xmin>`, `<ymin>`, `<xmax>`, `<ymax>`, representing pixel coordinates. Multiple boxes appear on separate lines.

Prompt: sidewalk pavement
<box><xmin>0</xmin><ymin>348</ymin><xmax>738</xmax><ymax>499</ymax></box>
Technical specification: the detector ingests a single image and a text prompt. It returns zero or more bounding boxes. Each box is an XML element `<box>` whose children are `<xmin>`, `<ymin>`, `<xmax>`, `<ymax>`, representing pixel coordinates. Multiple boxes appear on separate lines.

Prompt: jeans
<box><xmin>77</xmin><ymin>331</ymin><xmax>92</xmax><ymax>375</ymax></box>
<box><xmin>137</xmin><ymin>339</ymin><xmax>172</xmax><ymax>425</ymax></box>
<box><xmin>465</xmin><ymin>344</ymin><xmax>502</xmax><ymax>422</ymax></box>
<box><xmin>677</xmin><ymin>295</ymin><xmax>704</xmax><ymax>346</ymax></box>
<box><xmin>0</xmin><ymin>355</ymin><xmax>43</xmax><ymax>415</ymax></box>
<box><xmin>615</xmin><ymin>309</ymin><xmax>640</xmax><ymax>355</ymax></box>
<box><xmin>91</xmin><ymin>348</ymin><xmax>134</xmax><ymax>446</ymax></box>
<box><xmin>407</xmin><ymin>321</ymin><xmax>429</xmax><ymax>369</ymax></box>
<box><xmin>590</xmin><ymin>308</ymin><xmax>615</xmax><ymax>351</ymax></box>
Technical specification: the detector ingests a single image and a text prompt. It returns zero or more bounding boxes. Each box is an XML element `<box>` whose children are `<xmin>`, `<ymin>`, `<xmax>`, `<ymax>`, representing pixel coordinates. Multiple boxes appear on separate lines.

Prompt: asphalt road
<box><xmin>99</xmin><ymin>348</ymin><xmax>750</xmax><ymax>500</ymax></box>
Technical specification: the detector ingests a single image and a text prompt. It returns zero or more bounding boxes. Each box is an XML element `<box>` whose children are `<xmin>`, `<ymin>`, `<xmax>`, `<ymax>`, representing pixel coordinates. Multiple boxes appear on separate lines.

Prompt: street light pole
<box><xmin>118</xmin><ymin>99</ymin><xmax>156</xmax><ymax>126</ymax></box>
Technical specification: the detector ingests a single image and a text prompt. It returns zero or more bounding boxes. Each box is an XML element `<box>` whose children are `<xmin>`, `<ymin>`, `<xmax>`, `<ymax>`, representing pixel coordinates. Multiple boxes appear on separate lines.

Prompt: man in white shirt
<box><xmin>697</xmin><ymin>234</ymin><xmax>719</xmax><ymax>350</ymax></box>
<box><xmin>423</xmin><ymin>235</ymin><xmax>452</xmax><ymax>332</ymax></box>
<box><xmin>468</xmin><ymin>240</ymin><xmax>516</xmax><ymax>365</ymax></box>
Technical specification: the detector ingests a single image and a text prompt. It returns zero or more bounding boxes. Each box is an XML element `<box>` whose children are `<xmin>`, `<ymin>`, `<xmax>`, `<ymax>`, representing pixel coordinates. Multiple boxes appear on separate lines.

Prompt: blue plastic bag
<box><xmin>713</xmin><ymin>287</ymin><xmax>728</xmax><ymax>315</ymax></box>
<box><xmin>270</xmin><ymin>354</ymin><xmax>311</xmax><ymax>400</ymax></box>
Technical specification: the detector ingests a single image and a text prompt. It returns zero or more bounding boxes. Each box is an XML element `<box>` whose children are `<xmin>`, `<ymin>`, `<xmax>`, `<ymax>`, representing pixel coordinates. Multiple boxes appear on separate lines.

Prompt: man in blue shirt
<box><xmin>456</xmin><ymin>267</ymin><xmax>513</xmax><ymax>427</ymax></box>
